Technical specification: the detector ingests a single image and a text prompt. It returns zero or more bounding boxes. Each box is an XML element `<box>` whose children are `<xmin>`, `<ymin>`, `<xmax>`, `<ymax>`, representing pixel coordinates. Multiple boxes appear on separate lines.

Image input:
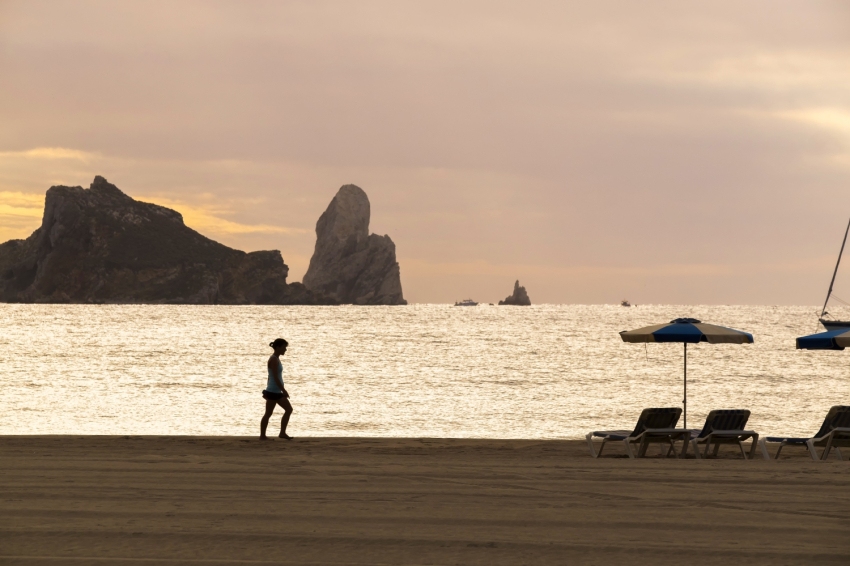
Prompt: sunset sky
<box><xmin>1</xmin><ymin>1</ymin><xmax>849</xmax><ymax>305</ymax></box>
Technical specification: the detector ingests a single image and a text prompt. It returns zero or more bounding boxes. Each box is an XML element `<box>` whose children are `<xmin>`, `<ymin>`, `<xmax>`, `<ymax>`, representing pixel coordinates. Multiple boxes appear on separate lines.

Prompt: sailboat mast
<box><xmin>821</xmin><ymin>217</ymin><xmax>850</xmax><ymax>318</ymax></box>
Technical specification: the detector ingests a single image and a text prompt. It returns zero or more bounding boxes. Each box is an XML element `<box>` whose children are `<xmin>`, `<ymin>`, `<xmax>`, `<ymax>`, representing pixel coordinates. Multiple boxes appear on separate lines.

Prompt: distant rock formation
<box><xmin>303</xmin><ymin>184</ymin><xmax>406</xmax><ymax>305</ymax></box>
<box><xmin>498</xmin><ymin>280</ymin><xmax>531</xmax><ymax>306</ymax></box>
<box><xmin>0</xmin><ymin>176</ymin><xmax>332</xmax><ymax>304</ymax></box>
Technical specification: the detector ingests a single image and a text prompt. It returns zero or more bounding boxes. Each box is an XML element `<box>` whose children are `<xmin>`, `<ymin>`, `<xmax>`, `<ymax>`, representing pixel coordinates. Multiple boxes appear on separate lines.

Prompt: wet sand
<box><xmin>0</xmin><ymin>436</ymin><xmax>847</xmax><ymax>565</ymax></box>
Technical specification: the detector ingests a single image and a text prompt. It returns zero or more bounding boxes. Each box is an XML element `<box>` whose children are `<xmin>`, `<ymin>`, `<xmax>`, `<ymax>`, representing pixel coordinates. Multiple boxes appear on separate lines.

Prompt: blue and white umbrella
<box><xmin>620</xmin><ymin>318</ymin><xmax>754</xmax><ymax>428</ymax></box>
<box><xmin>796</xmin><ymin>328</ymin><xmax>850</xmax><ymax>350</ymax></box>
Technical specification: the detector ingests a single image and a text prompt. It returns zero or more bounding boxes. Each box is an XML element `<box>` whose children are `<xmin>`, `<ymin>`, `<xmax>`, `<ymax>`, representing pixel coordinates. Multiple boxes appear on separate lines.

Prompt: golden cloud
<box><xmin>0</xmin><ymin>191</ymin><xmax>45</xmax><ymax>216</ymax></box>
<box><xmin>138</xmin><ymin>197</ymin><xmax>309</xmax><ymax>237</ymax></box>
<box><xmin>779</xmin><ymin>108</ymin><xmax>850</xmax><ymax>137</ymax></box>
<box><xmin>0</xmin><ymin>147</ymin><xmax>98</xmax><ymax>162</ymax></box>
<box><xmin>0</xmin><ymin>191</ymin><xmax>45</xmax><ymax>242</ymax></box>
<box><xmin>0</xmin><ymin>188</ymin><xmax>306</xmax><ymax>244</ymax></box>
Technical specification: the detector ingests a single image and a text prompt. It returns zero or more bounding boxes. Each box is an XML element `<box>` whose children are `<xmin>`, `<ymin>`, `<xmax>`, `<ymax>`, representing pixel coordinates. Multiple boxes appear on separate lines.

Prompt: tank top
<box><xmin>266</xmin><ymin>358</ymin><xmax>284</xmax><ymax>393</ymax></box>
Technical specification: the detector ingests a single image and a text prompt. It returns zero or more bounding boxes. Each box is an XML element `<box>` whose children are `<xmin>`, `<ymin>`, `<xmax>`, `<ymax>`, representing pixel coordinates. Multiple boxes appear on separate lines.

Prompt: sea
<box><xmin>0</xmin><ymin>304</ymin><xmax>845</xmax><ymax>438</ymax></box>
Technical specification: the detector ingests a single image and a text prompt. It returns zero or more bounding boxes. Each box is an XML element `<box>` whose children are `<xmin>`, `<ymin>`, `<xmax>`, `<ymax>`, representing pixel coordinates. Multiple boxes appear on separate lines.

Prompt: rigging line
<box><xmin>828</xmin><ymin>293</ymin><xmax>850</xmax><ymax>307</ymax></box>
<box><xmin>821</xmin><ymin>216</ymin><xmax>850</xmax><ymax>317</ymax></box>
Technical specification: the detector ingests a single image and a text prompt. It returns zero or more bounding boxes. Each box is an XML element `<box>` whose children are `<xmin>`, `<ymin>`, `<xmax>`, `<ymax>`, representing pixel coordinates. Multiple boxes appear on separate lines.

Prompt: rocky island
<box><xmin>0</xmin><ymin>176</ymin><xmax>331</xmax><ymax>304</ymax></box>
<box><xmin>303</xmin><ymin>184</ymin><xmax>406</xmax><ymax>305</ymax></box>
<box><xmin>498</xmin><ymin>280</ymin><xmax>531</xmax><ymax>305</ymax></box>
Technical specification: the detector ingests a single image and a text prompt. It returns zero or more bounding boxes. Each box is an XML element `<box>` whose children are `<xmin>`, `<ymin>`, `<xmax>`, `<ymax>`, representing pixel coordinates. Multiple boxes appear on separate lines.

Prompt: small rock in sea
<box><xmin>498</xmin><ymin>280</ymin><xmax>531</xmax><ymax>306</ymax></box>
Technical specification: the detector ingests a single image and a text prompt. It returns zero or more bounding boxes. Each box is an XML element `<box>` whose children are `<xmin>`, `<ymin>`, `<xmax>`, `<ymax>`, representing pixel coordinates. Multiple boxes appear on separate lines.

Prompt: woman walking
<box><xmin>260</xmin><ymin>338</ymin><xmax>294</xmax><ymax>440</ymax></box>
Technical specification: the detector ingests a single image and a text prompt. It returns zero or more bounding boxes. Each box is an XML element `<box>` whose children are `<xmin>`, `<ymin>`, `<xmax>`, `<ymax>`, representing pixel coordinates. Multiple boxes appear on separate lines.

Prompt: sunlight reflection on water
<box><xmin>0</xmin><ymin>304</ymin><xmax>846</xmax><ymax>438</ymax></box>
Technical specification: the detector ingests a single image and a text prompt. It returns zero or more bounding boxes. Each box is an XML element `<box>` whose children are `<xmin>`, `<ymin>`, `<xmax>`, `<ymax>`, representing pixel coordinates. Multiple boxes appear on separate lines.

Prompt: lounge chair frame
<box><xmin>690</xmin><ymin>430</ymin><xmax>759</xmax><ymax>459</ymax></box>
<box><xmin>586</xmin><ymin>408</ymin><xmax>688</xmax><ymax>459</ymax></box>
<box><xmin>758</xmin><ymin>406</ymin><xmax>850</xmax><ymax>461</ymax></box>
<box><xmin>759</xmin><ymin>429</ymin><xmax>848</xmax><ymax>461</ymax></box>
<box><xmin>759</xmin><ymin>405</ymin><xmax>850</xmax><ymax>461</ymax></box>
<box><xmin>689</xmin><ymin>409</ymin><xmax>759</xmax><ymax>460</ymax></box>
<box><xmin>587</xmin><ymin>428</ymin><xmax>692</xmax><ymax>458</ymax></box>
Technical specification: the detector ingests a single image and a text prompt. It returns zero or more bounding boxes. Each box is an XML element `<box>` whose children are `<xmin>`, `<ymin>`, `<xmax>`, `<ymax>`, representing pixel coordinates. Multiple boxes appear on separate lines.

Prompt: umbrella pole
<box><xmin>683</xmin><ymin>342</ymin><xmax>687</xmax><ymax>429</ymax></box>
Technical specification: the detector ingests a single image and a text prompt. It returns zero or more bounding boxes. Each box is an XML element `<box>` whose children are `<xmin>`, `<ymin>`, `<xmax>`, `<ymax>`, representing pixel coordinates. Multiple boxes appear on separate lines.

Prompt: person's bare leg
<box><xmin>278</xmin><ymin>398</ymin><xmax>293</xmax><ymax>439</ymax></box>
<box><xmin>260</xmin><ymin>399</ymin><xmax>277</xmax><ymax>439</ymax></box>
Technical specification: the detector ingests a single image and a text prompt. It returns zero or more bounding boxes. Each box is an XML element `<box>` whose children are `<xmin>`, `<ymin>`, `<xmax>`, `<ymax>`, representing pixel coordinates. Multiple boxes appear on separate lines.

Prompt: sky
<box><xmin>1</xmin><ymin>1</ymin><xmax>849</xmax><ymax>306</ymax></box>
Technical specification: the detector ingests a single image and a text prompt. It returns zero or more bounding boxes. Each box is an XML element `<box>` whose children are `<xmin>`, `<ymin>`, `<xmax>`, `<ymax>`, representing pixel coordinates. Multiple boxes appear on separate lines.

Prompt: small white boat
<box><xmin>454</xmin><ymin>299</ymin><xmax>478</xmax><ymax>306</ymax></box>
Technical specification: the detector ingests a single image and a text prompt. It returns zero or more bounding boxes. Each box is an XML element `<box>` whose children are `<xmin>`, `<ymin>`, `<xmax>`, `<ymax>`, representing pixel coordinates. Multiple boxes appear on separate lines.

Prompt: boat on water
<box><xmin>818</xmin><ymin>217</ymin><xmax>850</xmax><ymax>330</ymax></box>
<box><xmin>620</xmin><ymin>299</ymin><xmax>631</xmax><ymax>307</ymax></box>
<box><xmin>454</xmin><ymin>299</ymin><xmax>478</xmax><ymax>307</ymax></box>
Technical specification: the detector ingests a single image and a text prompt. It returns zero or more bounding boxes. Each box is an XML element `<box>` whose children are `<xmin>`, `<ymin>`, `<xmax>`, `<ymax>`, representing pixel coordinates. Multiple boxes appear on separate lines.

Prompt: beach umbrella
<box><xmin>619</xmin><ymin>318</ymin><xmax>754</xmax><ymax>428</ymax></box>
<box><xmin>796</xmin><ymin>328</ymin><xmax>850</xmax><ymax>350</ymax></box>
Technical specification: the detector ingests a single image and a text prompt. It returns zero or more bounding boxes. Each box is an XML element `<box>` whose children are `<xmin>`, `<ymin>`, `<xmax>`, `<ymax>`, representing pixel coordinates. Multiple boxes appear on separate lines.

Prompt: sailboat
<box><xmin>818</xmin><ymin>217</ymin><xmax>850</xmax><ymax>330</ymax></box>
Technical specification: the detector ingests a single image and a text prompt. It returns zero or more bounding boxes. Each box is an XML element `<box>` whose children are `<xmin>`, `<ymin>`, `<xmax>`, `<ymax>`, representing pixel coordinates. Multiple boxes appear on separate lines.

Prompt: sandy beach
<box><xmin>1</xmin><ymin>436</ymin><xmax>847</xmax><ymax>565</ymax></box>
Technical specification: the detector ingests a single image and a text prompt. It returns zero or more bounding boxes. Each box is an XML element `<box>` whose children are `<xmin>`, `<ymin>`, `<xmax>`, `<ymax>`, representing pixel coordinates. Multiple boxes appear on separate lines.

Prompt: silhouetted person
<box><xmin>260</xmin><ymin>338</ymin><xmax>293</xmax><ymax>440</ymax></box>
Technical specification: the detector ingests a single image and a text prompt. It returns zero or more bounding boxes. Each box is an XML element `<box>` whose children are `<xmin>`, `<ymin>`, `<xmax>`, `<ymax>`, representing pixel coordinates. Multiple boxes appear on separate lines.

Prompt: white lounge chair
<box><xmin>690</xmin><ymin>409</ymin><xmax>759</xmax><ymax>459</ymax></box>
<box><xmin>759</xmin><ymin>405</ymin><xmax>850</xmax><ymax>461</ymax></box>
<box><xmin>586</xmin><ymin>407</ymin><xmax>691</xmax><ymax>458</ymax></box>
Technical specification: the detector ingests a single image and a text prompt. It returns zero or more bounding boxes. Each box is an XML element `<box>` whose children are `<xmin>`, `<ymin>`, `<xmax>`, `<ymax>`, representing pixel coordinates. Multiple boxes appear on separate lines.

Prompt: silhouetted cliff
<box><xmin>0</xmin><ymin>176</ymin><xmax>332</xmax><ymax>304</ymax></box>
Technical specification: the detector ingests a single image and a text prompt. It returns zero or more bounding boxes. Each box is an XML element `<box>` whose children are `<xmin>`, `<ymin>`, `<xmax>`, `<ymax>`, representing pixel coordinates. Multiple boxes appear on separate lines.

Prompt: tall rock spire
<box><xmin>303</xmin><ymin>184</ymin><xmax>406</xmax><ymax>305</ymax></box>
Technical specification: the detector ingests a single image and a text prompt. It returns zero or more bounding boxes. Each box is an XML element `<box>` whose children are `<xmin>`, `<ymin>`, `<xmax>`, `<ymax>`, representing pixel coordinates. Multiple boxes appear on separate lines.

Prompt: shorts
<box><xmin>262</xmin><ymin>390</ymin><xmax>285</xmax><ymax>401</ymax></box>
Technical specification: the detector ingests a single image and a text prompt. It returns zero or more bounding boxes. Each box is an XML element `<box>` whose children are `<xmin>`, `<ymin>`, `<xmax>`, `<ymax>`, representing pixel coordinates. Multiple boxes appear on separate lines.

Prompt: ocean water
<box><xmin>0</xmin><ymin>304</ymin><xmax>845</xmax><ymax>438</ymax></box>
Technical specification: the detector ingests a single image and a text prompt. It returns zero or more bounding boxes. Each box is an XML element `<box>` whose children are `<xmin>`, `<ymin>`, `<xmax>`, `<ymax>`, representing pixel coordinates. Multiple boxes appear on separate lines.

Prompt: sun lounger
<box><xmin>586</xmin><ymin>407</ymin><xmax>690</xmax><ymax>458</ymax></box>
<box><xmin>690</xmin><ymin>409</ymin><xmax>759</xmax><ymax>459</ymax></box>
<box><xmin>758</xmin><ymin>405</ymin><xmax>850</xmax><ymax>461</ymax></box>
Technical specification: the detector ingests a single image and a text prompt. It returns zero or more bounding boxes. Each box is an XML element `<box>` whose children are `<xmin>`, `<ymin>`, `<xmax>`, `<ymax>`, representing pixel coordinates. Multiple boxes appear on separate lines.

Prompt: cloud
<box><xmin>138</xmin><ymin>197</ymin><xmax>308</xmax><ymax>237</ymax></box>
<box><xmin>2</xmin><ymin>2</ymin><xmax>850</xmax><ymax>303</ymax></box>
<box><xmin>0</xmin><ymin>191</ymin><xmax>44</xmax><ymax>242</ymax></box>
<box><xmin>0</xmin><ymin>147</ymin><xmax>99</xmax><ymax>161</ymax></box>
<box><xmin>0</xmin><ymin>150</ymin><xmax>309</xmax><ymax>243</ymax></box>
<box><xmin>779</xmin><ymin>108</ymin><xmax>850</xmax><ymax>137</ymax></box>
<box><xmin>0</xmin><ymin>191</ymin><xmax>44</xmax><ymax>214</ymax></box>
